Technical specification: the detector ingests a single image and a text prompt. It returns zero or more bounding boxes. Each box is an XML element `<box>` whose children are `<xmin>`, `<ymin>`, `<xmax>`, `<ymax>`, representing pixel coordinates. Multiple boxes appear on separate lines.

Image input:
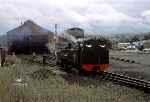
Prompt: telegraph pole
<box><xmin>54</xmin><ymin>24</ymin><xmax>57</xmax><ymax>56</ymax></box>
<box><xmin>55</xmin><ymin>24</ymin><xmax>57</xmax><ymax>37</ymax></box>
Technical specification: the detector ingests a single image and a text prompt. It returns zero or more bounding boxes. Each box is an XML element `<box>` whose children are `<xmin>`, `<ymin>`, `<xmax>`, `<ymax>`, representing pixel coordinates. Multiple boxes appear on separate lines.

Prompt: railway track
<box><xmin>20</xmin><ymin>55</ymin><xmax>150</xmax><ymax>93</ymax></box>
<box><xmin>101</xmin><ymin>72</ymin><xmax>150</xmax><ymax>92</ymax></box>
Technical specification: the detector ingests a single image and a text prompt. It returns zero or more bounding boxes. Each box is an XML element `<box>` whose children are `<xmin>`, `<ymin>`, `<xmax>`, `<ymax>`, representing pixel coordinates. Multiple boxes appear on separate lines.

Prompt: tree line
<box><xmin>118</xmin><ymin>32</ymin><xmax>150</xmax><ymax>43</ymax></box>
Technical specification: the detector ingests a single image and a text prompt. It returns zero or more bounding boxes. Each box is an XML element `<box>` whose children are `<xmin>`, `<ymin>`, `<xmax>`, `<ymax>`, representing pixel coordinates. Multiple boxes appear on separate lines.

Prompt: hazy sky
<box><xmin>0</xmin><ymin>0</ymin><xmax>150</xmax><ymax>34</ymax></box>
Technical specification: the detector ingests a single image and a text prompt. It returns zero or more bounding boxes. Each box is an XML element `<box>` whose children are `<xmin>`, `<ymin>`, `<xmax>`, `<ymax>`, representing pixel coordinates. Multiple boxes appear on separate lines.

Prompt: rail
<box><xmin>20</xmin><ymin>55</ymin><xmax>150</xmax><ymax>93</ymax></box>
<box><xmin>102</xmin><ymin>72</ymin><xmax>150</xmax><ymax>92</ymax></box>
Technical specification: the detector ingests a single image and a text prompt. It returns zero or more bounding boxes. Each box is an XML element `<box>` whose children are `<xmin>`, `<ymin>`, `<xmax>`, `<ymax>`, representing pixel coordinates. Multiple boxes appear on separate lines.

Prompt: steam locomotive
<box><xmin>57</xmin><ymin>38</ymin><xmax>109</xmax><ymax>74</ymax></box>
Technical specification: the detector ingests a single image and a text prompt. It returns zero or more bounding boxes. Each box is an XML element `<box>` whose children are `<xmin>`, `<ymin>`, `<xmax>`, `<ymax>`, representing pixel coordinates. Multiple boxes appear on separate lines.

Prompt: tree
<box><xmin>130</xmin><ymin>35</ymin><xmax>140</xmax><ymax>42</ymax></box>
<box><xmin>143</xmin><ymin>33</ymin><xmax>150</xmax><ymax>40</ymax></box>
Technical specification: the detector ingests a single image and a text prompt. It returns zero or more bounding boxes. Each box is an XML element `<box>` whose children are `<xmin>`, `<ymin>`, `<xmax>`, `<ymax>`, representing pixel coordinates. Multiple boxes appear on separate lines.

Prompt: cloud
<box><xmin>142</xmin><ymin>10</ymin><xmax>150</xmax><ymax>24</ymax></box>
<box><xmin>0</xmin><ymin>0</ymin><xmax>150</xmax><ymax>34</ymax></box>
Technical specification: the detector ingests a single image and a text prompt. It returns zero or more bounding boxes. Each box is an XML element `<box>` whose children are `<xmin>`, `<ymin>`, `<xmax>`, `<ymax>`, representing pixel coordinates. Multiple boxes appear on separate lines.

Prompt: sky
<box><xmin>0</xmin><ymin>0</ymin><xmax>150</xmax><ymax>35</ymax></box>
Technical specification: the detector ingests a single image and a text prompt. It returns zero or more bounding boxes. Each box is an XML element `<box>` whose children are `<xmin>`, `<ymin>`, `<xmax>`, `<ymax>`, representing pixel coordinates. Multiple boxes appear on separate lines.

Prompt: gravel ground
<box><xmin>109</xmin><ymin>50</ymin><xmax>150</xmax><ymax>81</ymax></box>
<box><xmin>110</xmin><ymin>50</ymin><xmax>150</xmax><ymax>65</ymax></box>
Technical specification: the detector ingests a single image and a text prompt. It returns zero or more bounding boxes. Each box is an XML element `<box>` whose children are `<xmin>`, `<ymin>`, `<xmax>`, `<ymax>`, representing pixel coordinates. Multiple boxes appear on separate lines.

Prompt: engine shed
<box><xmin>7</xmin><ymin>20</ymin><xmax>54</xmax><ymax>54</ymax></box>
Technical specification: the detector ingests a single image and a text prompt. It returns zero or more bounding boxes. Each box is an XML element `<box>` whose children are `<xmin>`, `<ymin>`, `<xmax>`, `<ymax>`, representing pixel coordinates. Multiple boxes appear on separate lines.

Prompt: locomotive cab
<box><xmin>79</xmin><ymin>40</ymin><xmax>109</xmax><ymax>73</ymax></box>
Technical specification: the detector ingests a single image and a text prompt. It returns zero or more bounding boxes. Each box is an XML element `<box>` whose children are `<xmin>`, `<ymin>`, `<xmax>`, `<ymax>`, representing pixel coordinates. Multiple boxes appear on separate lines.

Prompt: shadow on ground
<box><xmin>60</xmin><ymin>72</ymin><xmax>106</xmax><ymax>88</ymax></box>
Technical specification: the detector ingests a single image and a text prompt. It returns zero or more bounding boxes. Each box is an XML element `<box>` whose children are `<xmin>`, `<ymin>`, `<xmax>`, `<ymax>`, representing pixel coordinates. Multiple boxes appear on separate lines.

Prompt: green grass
<box><xmin>0</xmin><ymin>65</ymin><xmax>16</xmax><ymax>102</ymax></box>
<box><xmin>0</xmin><ymin>56</ymin><xmax>150</xmax><ymax>102</ymax></box>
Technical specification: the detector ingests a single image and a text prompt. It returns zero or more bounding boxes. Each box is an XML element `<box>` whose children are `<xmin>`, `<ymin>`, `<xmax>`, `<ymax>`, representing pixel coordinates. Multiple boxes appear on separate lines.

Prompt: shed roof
<box><xmin>7</xmin><ymin>20</ymin><xmax>53</xmax><ymax>41</ymax></box>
